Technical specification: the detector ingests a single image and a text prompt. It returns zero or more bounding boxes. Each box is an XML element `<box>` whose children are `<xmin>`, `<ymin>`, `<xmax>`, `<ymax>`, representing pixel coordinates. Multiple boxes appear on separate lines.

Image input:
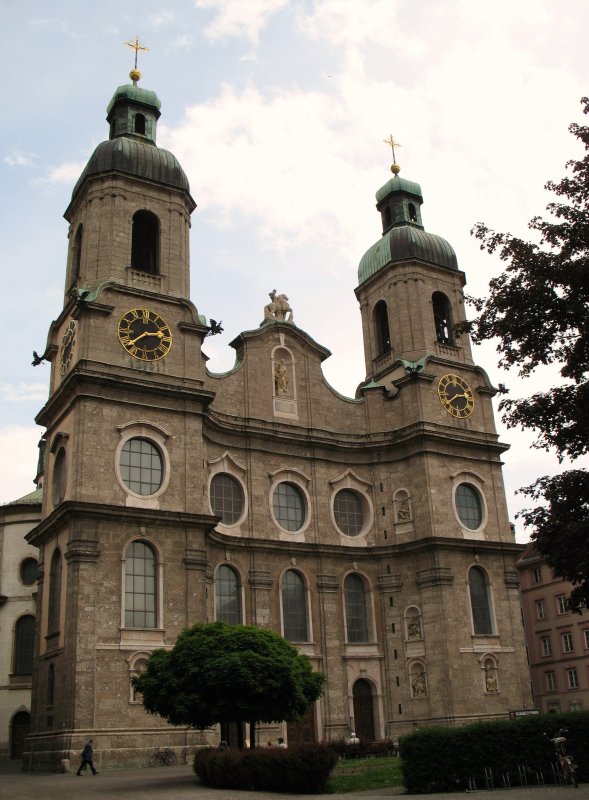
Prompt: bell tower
<box><xmin>355</xmin><ymin>156</ymin><xmax>475</xmax><ymax>387</ymax></box>
<box><xmin>26</xmin><ymin>62</ymin><xmax>215</xmax><ymax>770</ymax></box>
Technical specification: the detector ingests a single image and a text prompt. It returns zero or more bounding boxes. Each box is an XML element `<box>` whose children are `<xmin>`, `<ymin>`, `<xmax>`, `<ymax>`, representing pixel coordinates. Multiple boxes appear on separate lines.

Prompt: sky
<box><xmin>1</xmin><ymin>0</ymin><xmax>587</xmax><ymax>539</ymax></box>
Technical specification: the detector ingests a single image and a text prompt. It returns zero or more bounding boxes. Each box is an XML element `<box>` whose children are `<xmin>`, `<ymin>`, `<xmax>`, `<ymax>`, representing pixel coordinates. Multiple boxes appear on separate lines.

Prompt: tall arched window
<box><xmin>131</xmin><ymin>210</ymin><xmax>159</xmax><ymax>275</ymax></box>
<box><xmin>281</xmin><ymin>570</ymin><xmax>308</xmax><ymax>642</ymax></box>
<box><xmin>134</xmin><ymin>113</ymin><xmax>146</xmax><ymax>135</ymax></box>
<box><xmin>344</xmin><ymin>574</ymin><xmax>369</xmax><ymax>643</ymax></box>
<box><xmin>125</xmin><ymin>541</ymin><xmax>157</xmax><ymax>628</ymax></box>
<box><xmin>215</xmin><ymin>565</ymin><xmax>242</xmax><ymax>625</ymax></box>
<box><xmin>47</xmin><ymin>549</ymin><xmax>62</xmax><ymax>635</ymax></box>
<box><xmin>374</xmin><ymin>300</ymin><xmax>391</xmax><ymax>355</ymax></box>
<box><xmin>72</xmin><ymin>224</ymin><xmax>83</xmax><ymax>284</ymax></box>
<box><xmin>469</xmin><ymin>566</ymin><xmax>493</xmax><ymax>635</ymax></box>
<box><xmin>47</xmin><ymin>663</ymin><xmax>55</xmax><ymax>706</ymax></box>
<box><xmin>13</xmin><ymin>615</ymin><xmax>35</xmax><ymax>675</ymax></box>
<box><xmin>432</xmin><ymin>292</ymin><xmax>453</xmax><ymax>344</ymax></box>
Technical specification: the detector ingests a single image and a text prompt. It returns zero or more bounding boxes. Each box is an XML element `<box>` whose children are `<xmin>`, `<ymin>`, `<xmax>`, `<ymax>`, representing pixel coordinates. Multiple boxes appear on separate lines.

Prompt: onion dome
<box><xmin>70</xmin><ymin>80</ymin><xmax>191</xmax><ymax>201</ymax></box>
<box><xmin>358</xmin><ymin>174</ymin><xmax>457</xmax><ymax>285</ymax></box>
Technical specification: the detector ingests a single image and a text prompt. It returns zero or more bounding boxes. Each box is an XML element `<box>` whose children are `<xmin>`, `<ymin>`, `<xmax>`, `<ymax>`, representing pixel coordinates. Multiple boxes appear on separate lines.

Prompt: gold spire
<box><xmin>125</xmin><ymin>35</ymin><xmax>149</xmax><ymax>84</ymax></box>
<box><xmin>383</xmin><ymin>134</ymin><xmax>401</xmax><ymax>175</ymax></box>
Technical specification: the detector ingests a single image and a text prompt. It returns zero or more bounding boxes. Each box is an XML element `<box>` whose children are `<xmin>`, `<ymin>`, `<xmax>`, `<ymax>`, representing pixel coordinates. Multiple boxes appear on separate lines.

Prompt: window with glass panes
<box><xmin>468</xmin><ymin>566</ymin><xmax>493</xmax><ymax>634</ymax></box>
<box><xmin>455</xmin><ymin>484</ymin><xmax>483</xmax><ymax>529</ymax></box>
<box><xmin>536</xmin><ymin>600</ymin><xmax>546</xmax><ymax>619</ymax></box>
<box><xmin>210</xmin><ymin>474</ymin><xmax>244</xmax><ymax>525</ymax></box>
<box><xmin>281</xmin><ymin>570</ymin><xmax>308</xmax><ymax>641</ymax></box>
<box><xmin>125</xmin><ymin>541</ymin><xmax>156</xmax><ymax>628</ymax></box>
<box><xmin>344</xmin><ymin>574</ymin><xmax>369</xmax><ymax>642</ymax></box>
<box><xmin>273</xmin><ymin>482</ymin><xmax>305</xmax><ymax>532</ymax></box>
<box><xmin>120</xmin><ymin>437</ymin><xmax>163</xmax><ymax>496</ymax></box>
<box><xmin>13</xmin><ymin>615</ymin><xmax>35</xmax><ymax>675</ymax></box>
<box><xmin>334</xmin><ymin>490</ymin><xmax>364</xmax><ymax>536</ymax></box>
<box><xmin>562</xmin><ymin>632</ymin><xmax>574</xmax><ymax>653</ymax></box>
<box><xmin>215</xmin><ymin>565</ymin><xmax>241</xmax><ymax>625</ymax></box>
<box><xmin>567</xmin><ymin>668</ymin><xmax>579</xmax><ymax>689</ymax></box>
<box><xmin>541</xmin><ymin>636</ymin><xmax>552</xmax><ymax>656</ymax></box>
<box><xmin>556</xmin><ymin>594</ymin><xmax>568</xmax><ymax>615</ymax></box>
<box><xmin>546</xmin><ymin>671</ymin><xmax>556</xmax><ymax>691</ymax></box>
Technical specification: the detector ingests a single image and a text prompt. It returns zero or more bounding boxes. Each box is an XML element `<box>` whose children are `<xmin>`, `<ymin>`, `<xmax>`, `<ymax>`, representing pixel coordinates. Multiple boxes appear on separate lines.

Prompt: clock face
<box><xmin>59</xmin><ymin>319</ymin><xmax>77</xmax><ymax>375</ymax></box>
<box><xmin>118</xmin><ymin>308</ymin><xmax>172</xmax><ymax>362</ymax></box>
<box><xmin>438</xmin><ymin>374</ymin><xmax>474</xmax><ymax>418</ymax></box>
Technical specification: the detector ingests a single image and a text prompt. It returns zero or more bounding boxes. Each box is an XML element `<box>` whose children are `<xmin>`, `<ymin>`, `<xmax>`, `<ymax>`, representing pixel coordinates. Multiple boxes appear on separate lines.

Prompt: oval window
<box><xmin>120</xmin><ymin>437</ymin><xmax>163</xmax><ymax>496</ymax></box>
<box><xmin>273</xmin><ymin>481</ymin><xmax>305</xmax><ymax>532</ymax></box>
<box><xmin>456</xmin><ymin>483</ymin><xmax>483</xmax><ymax>529</ymax></box>
<box><xmin>334</xmin><ymin>489</ymin><xmax>364</xmax><ymax>536</ymax></box>
<box><xmin>210</xmin><ymin>474</ymin><xmax>244</xmax><ymax>525</ymax></box>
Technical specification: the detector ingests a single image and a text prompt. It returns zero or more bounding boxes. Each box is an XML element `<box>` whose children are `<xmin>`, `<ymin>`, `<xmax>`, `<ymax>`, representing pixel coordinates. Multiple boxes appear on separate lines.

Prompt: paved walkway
<box><xmin>0</xmin><ymin>762</ymin><xmax>584</xmax><ymax>800</ymax></box>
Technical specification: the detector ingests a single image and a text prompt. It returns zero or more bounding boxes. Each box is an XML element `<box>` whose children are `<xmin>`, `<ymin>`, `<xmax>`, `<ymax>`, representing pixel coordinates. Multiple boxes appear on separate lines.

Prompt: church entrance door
<box><xmin>352</xmin><ymin>679</ymin><xmax>375</xmax><ymax>742</ymax></box>
<box><xmin>10</xmin><ymin>711</ymin><xmax>30</xmax><ymax>759</ymax></box>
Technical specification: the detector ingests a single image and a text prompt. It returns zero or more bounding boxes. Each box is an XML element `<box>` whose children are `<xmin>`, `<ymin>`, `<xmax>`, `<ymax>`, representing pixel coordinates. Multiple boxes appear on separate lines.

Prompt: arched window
<box><xmin>432</xmin><ymin>292</ymin><xmax>453</xmax><ymax>345</ymax></box>
<box><xmin>125</xmin><ymin>541</ymin><xmax>157</xmax><ymax>628</ymax></box>
<box><xmin>47</xmin><ymin>663</ymin><xmax>55</xmax><ymax>706</ymax></box>
<box><xmin>13</xmin><ymin>615</ymin><xmax>35</xmax><ymax>675</ymax></box>
<box><xmin>281</xmin><ymin>570</ymin><xmax>308</xmax><ymax>641</ymax></box>
<box><xmin>47</xmin><ymin>549</ymin><xmax>62</xmax><ymax>635</ymax></box>
<box><xmin>469</xmin><ymin>566</ymin><xmax>493</xmax><ymax>635</ymax></box>
<box><xmin>134</xmin><ymin>113</ymin><xmax>146</xmax><ymax>135</ymax></box>
<box><xmin>210</xmin><ymin>474</ymin><xmax>244</xmax><ymax>525</ymax></box>
<box><xmin>72</xmin><ymin>224</ymin><xmax>83</xmax><ymax>283</ymax></box>
<box><xmin>131</xmin><ymin>210</ymin><xmax>159</xmax><ymax>275</ymax></box>
<box><xmin>408</xmin><ymin>202</ymin><xmax>417</xmax><ymax>223</ymax></box>
<box><xmin>215</xmin><ymin>564</ymin><xmax>242</xmax><ymax>625</ymax></box>
<box><xmin>384</xmin><ymin>206</ymin><xmax>392</xmax><ymax>228</ymax></box>
<box><xmin>344</xmin><ymin>574</ymin><xmax>369</xmax><ymax>643</ymax></box>
<box><xmin>374</xmin><ymin>300</ymin><xmax>391</xmax><ymax>355</ymax></box>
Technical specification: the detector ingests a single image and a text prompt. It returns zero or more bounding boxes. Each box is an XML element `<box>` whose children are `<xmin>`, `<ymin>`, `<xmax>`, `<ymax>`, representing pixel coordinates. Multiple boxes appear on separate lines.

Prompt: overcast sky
<box><xmin>1</xmin><ymin>0</ymin><xmax>587</xmax><ymax>538</ymax></box>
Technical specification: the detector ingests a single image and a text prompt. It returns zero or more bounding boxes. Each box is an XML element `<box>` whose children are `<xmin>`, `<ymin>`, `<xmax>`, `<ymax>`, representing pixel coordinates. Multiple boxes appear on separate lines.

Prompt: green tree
<box><xmin>464</xmin><ymin>97</ymin><xmax>589</xmax><ymax>612</ymax></box>
<box><xmin>132</xmin><ymin>622</ymin><xmax>325</xmax><ymax>747</ymax></box>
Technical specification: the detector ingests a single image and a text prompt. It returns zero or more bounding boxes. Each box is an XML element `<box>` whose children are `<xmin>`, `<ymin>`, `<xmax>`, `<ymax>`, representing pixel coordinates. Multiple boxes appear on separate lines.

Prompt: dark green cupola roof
<box><xmin>358</xmin><ymin>172</ymin><xmax>457</xmax><ymax>285</ymax></box>
<box><xmin>70</xmin><ymin>76</ymin><xmax>191</xmax><ymax>203</ymax></box>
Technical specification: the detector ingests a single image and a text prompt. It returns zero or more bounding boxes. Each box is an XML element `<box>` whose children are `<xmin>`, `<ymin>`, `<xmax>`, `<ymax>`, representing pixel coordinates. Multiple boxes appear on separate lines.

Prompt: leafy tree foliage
<box><xmin>465</xmin><ymin>97</ymin><xmax>589</xmax><ymax>611</ymax></box>
<box><xmin>132</xmin><ymin>622</ymin><xmax>325</xmax><ymax>737</ymax></box>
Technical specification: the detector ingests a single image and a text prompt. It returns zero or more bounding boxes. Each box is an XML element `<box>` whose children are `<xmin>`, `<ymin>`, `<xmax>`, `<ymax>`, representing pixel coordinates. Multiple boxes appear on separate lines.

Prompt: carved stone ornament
<box><xmin>264</xmin><ymin>289</ymin><xmax>294</xmax><ymax>323</ymax></box>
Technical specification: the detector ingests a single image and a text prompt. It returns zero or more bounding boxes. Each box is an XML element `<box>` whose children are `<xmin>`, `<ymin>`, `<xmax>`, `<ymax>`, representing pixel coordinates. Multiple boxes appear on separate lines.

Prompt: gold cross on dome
<box><xmin>125</xmin><ymin>35</ymin><xmax>149</xmax><ymax>70</ymax></box>
<box><xmin>383</xmin><ymin>134</ymin><xmax>401</xmax><ymax>163</ymax></box>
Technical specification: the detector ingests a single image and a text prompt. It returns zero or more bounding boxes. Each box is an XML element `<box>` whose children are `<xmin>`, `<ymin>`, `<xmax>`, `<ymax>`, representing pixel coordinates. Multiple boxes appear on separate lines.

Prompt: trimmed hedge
<box><xmin>194</xmin><ymin>743</ymin><xmax>338</xmax><ymax>793</ymax></box>
<box><xmin>399</xmin><ymin>711</ymin><xmax>589</xmax><ymax>793</ymax></box>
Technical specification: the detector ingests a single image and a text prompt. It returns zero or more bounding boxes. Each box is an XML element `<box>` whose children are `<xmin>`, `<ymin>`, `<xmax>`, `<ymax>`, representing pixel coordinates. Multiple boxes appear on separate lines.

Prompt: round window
<box><xmin>272</xmin><ymin>481</ymin><xmax>305</xmax><ymax>532</ymax></box>
<box><xmin>210</xmin><ymin>474</ymin><xmax>244</xmax><ymax>525</ymax></box>
<box><xmin>334</xmin><ymin>489</ymin><xmax>364</xmax><ymax>536</ymax></box>
<box><xmin>120</xmin><ymin>437</ymin><xmax>163</xmax><ymax>496</ymax></box>
<box><xmin>52</xmin><ymin>447</ymin><xmax>67</xmax><ymax>506</ymax></box>
<box><xmin>455</xmin><ymin>483</ymin><xmax>483</xmax><ymax>529</ymax></box>
<box><xmin>20</xmin><ymin>557</ymin><xmax>38</xmax><ymax>586</ymax></box>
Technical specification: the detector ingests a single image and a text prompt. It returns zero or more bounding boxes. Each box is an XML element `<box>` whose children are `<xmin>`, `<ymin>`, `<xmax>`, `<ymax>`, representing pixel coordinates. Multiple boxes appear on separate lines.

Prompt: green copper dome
<box><xmin>357</xmin><ymin>172</ymin><xmax>457</xmax><ymax>285</ymax></box>
<box><xmin>70</xmin><ymin>81</ymin><xmax>192</xmax><ymax>202</ymax></box>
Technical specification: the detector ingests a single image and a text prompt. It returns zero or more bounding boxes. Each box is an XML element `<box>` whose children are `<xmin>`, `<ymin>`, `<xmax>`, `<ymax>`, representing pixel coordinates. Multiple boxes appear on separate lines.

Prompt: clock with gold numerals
<box><xmin>438</xmin><ymin>373</ymin><xmax>474</xmax><ymax>419</ymax></box>
<box><xmin>118</xmin><ymin>308</ymin><xmax>172</xmax><ymax>362</ymax></box>
<box><xmin>59</xmin><ymin>319</ymin><xmax>77</xmax><ymax>375</ymax></box>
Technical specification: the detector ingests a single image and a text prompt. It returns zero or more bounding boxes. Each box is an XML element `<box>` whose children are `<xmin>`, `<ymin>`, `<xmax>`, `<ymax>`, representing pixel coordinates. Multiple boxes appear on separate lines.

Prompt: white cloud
<box><xmin>195</xmin><ymin>0</ymin><xmax>288</xmax><ymax>42</ymax></box>
<box><xmin>33</xmin><ymin>160</ymin><xmax>86</xmax><ymax>186</ymax></box>
<box><xmin>0</xmin><ymin>382</ymin><xmax>49</xmax><ymax>403</ymax></box>
<box><xmin>4</xmin><ymin>148</ymin><xmax>37</xmax><ymax>167</ymax></box>
<box><xmin>0</xmin><ymin>426</ymin><xmax>43</xmax><ymax>506</ymax></box>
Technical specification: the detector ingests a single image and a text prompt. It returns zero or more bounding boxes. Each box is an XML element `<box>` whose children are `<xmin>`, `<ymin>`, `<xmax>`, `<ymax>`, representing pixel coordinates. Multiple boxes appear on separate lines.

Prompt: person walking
<box><xmin>76</xmin><ymin>739</ymin><xmax>98</xmax><ymax>775</ymax></box>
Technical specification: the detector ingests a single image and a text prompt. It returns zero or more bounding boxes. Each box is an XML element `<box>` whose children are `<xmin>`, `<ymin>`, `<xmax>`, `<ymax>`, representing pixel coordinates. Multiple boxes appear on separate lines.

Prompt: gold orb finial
<box><xmin>129</xmin><ymin>68</ymin><xmax>142</xmax><ymax>84</ymax></box>
<box><xmin>384</xmin><ymin>134</ymin><xmax>401</xmax><ymax>176</ymax></box>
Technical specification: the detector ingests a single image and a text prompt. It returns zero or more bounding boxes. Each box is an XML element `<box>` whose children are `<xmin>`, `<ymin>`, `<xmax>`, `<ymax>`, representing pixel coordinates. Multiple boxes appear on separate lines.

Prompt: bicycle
<box><xmin>547</xmin><ymin>728</ymin><xmax>578</xmax><ymax>788</ymax></box>
<box><xmin>150</xmin><ymin>746</ymin><xmax>177</xmax><ymax>766</ymax></box>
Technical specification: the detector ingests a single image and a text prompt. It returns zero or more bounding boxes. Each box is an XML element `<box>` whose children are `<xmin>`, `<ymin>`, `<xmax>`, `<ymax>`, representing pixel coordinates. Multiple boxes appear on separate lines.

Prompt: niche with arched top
<box><xmin>272</xmin><ymin>345</ymin><xmax>297</xmax><ymax>419</ymax></box>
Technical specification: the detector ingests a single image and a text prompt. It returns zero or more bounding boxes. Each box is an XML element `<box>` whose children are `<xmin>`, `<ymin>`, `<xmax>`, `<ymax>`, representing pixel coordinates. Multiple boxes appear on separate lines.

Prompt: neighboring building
<box><xmin>0</xmin><ymin>487</ymin><xmax>41</xmax><ymax>760</ymax></box>
<box><xmin>24</xmin><ymin>71</ymin><xmax>532</xmax><ymax>771</ymax></box>
<box><xmin>518</xmin><ymin>543</ymin><xmax>589</xmax><ymax>713</ymax></box>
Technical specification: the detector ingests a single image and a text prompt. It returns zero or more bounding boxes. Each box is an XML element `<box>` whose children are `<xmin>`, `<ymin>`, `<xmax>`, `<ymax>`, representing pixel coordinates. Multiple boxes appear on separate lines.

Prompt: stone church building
<box><xmin>24</xmin><ymin>72</ymin><xmax>532</xmax><ymax>769</ymax></box>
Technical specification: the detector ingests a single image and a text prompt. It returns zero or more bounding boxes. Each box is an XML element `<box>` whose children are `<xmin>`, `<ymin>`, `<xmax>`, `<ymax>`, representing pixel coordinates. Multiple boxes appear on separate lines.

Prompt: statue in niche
<box><xmin>396</xmin><ymin>498</ymin><xmax>411</xmax><ymax>522</ymax></box>
<box><xmin>485</xmin><ymin>668</ymin><xmax>498</xmax><ymax>693</ymax></box>
<box><xmin>411</xmin><ymin>670</ymin><xmax>427</xmax><ymax>698</ymax></box>
<box><xmin>264</xmin><ymin>289</ymin><xmax>294</xmax><ymax>323</ymax></box>
<box><xmin>274</xmin><ymin>359</ymin><xmax>289</xmax><ymax>394</ymax></box>
<box><xmin>407</xmin><ymin>616</ymin><xmax>422</xmax><ymax>639</ymax></box>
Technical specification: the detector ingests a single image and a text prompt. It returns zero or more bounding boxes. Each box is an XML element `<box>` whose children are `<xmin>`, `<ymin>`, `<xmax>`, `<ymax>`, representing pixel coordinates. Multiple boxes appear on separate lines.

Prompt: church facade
<box><xmin>25</xmin><ymin>74</ymin><xmax>532</xmax><ymax>770</ymax></box>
